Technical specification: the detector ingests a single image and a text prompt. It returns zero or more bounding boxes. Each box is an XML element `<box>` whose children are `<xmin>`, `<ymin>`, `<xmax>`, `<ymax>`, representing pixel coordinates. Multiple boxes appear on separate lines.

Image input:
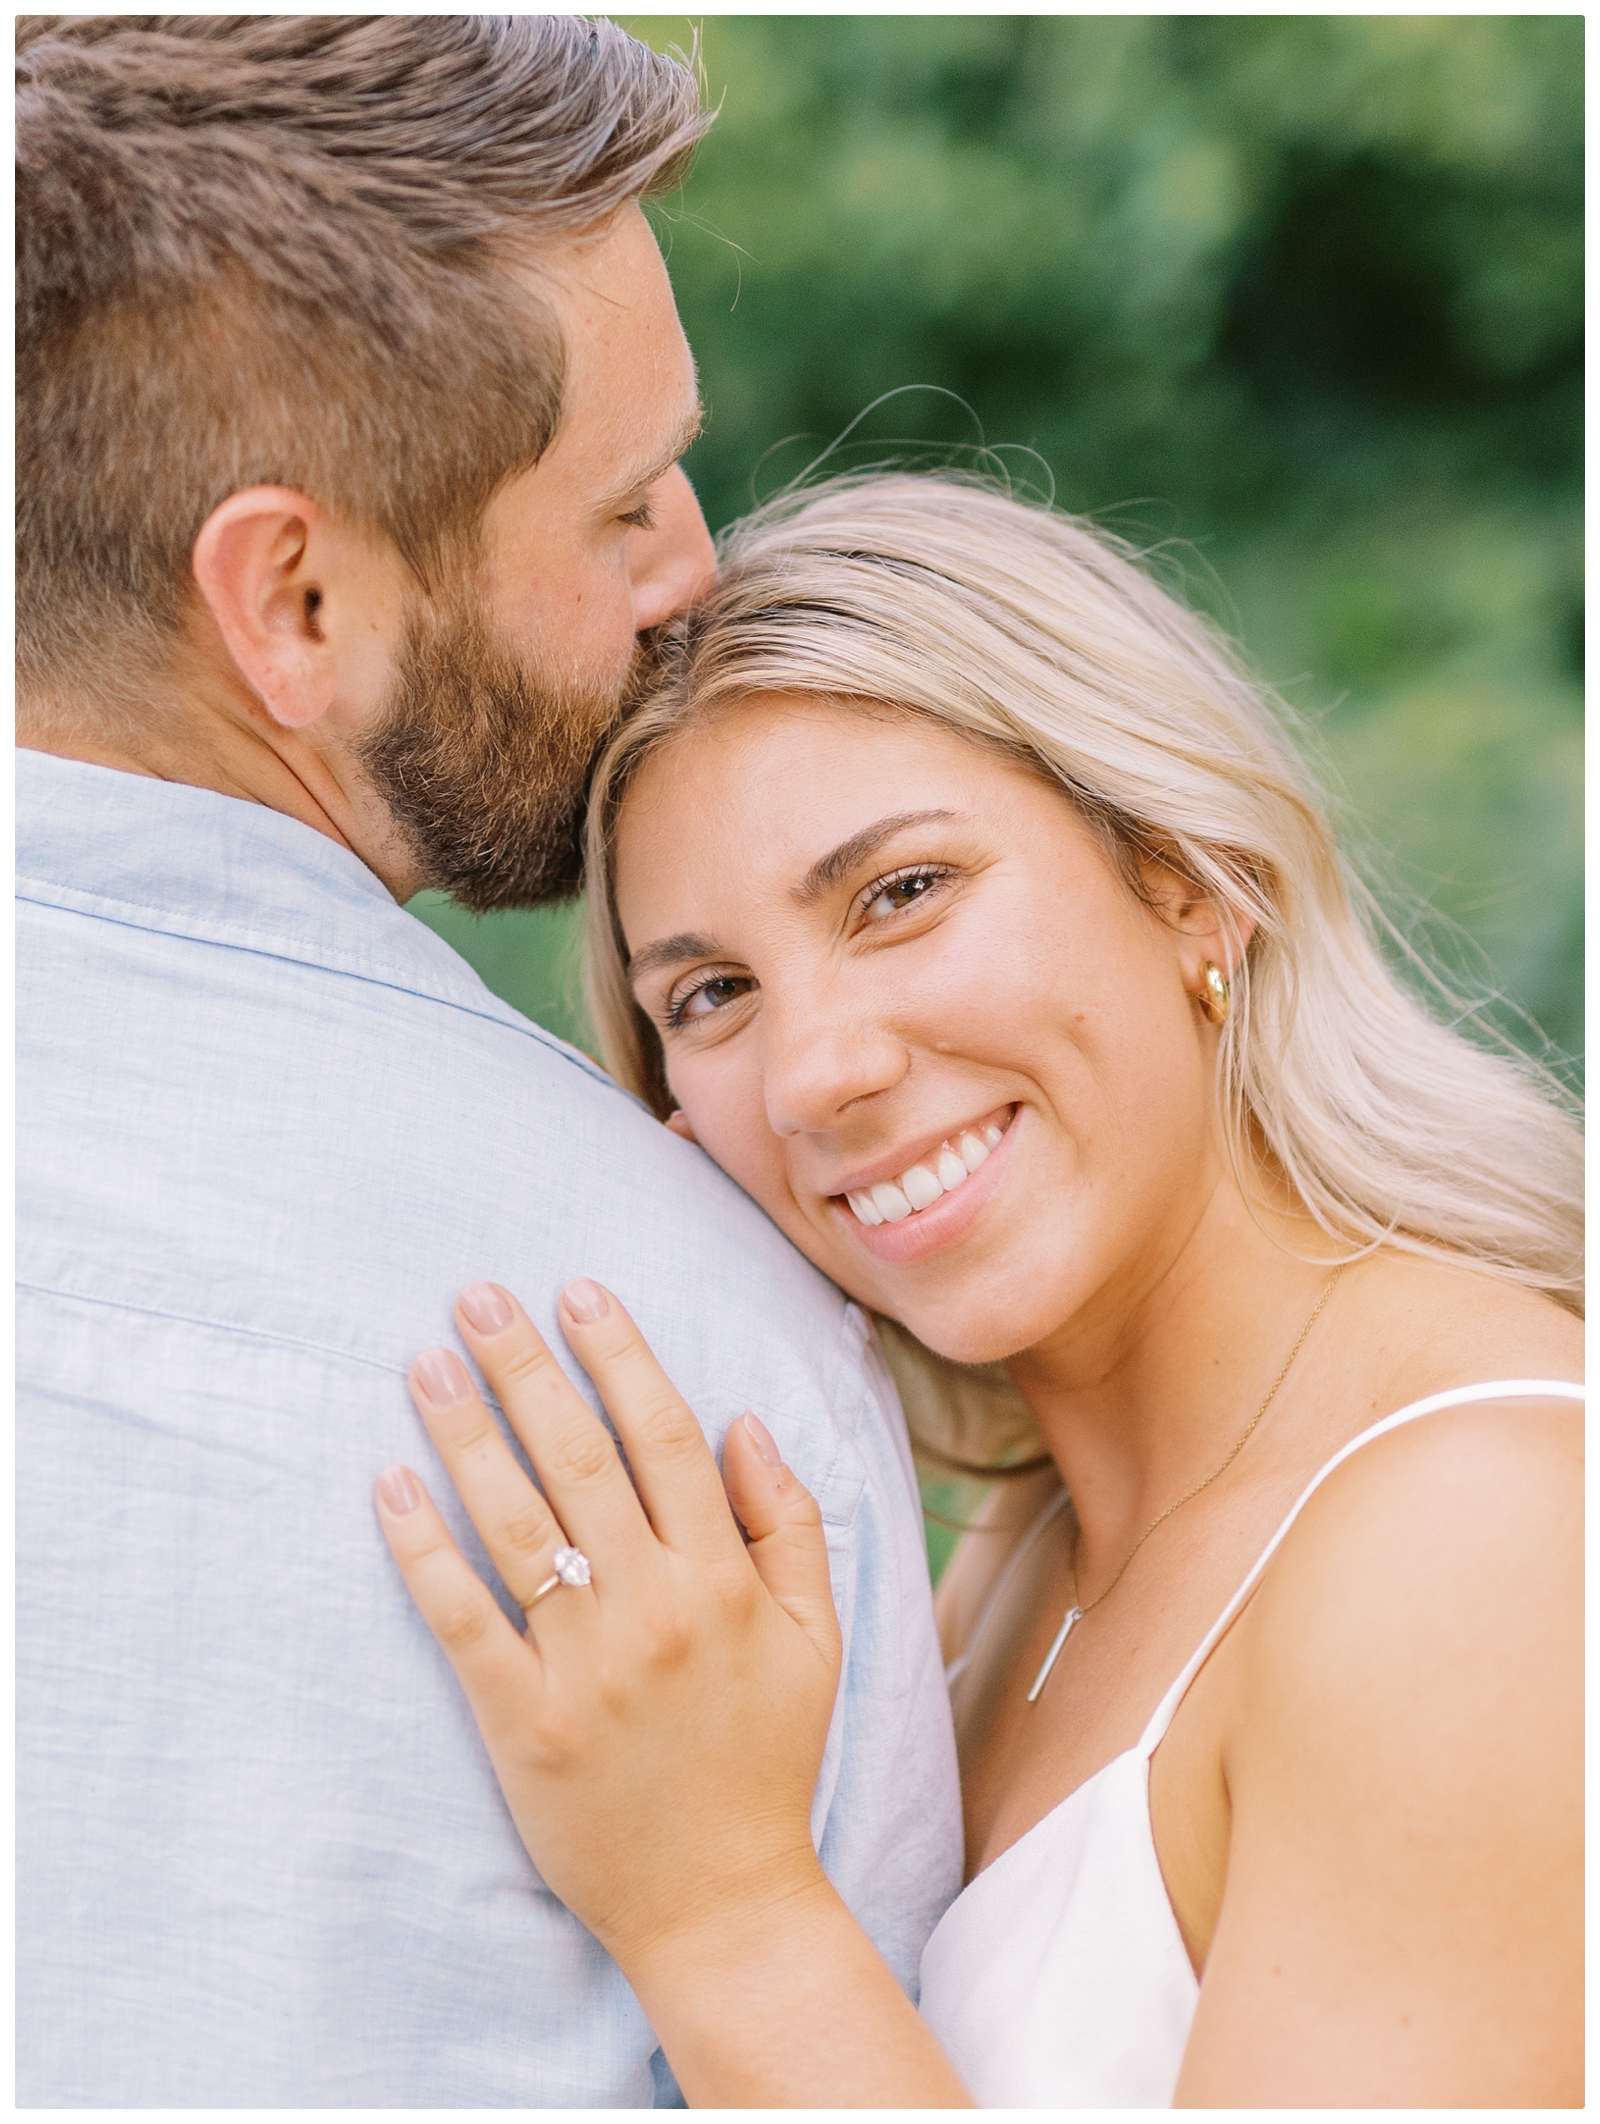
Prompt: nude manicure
<box><xmin>742</xmin><ymin>1410</ymin><xmax>782</xmax><ymax>1466</ymax></box>
<box><xmin>458</xmin><ymin>1281</ymin><xmax>513</xmax><ymax>1334</ymax></box>
<box><xmin>412</xmin><ymin>1346</ymin><xmax>471</xmax><ymax>1407</ymax></box>
<box><xmin>377</xmin><ymin>1465</ymin><xmax>422</xmax><ymax>1515</ymax></box>
<box><xmin>562</xmin><ymin>1277</ymin><xmax>609</xmax><ymax>1324</ymax></box>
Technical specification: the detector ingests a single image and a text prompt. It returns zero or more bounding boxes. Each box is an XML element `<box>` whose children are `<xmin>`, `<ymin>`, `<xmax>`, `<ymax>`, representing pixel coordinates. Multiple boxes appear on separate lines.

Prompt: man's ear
<box><xmin>190</xmin><ymin>487</ymin><xmax>340</xmax><ymax>730</ymax></box>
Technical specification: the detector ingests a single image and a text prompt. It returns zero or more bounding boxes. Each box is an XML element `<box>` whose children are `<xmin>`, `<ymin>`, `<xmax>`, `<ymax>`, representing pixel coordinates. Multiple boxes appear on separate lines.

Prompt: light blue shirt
<box><xmin>16</xmin><ymin>748</ymin><xmax>963</xmax><ymax>2107</ymax></box>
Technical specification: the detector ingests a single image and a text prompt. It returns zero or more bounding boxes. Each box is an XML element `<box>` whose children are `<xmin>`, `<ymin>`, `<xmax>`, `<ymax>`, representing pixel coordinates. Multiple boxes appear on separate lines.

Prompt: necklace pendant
<box><xmin>1027</xmin><ymin>1605</ymin><xmax>1083</xmax><ymax>1704</ymax></box>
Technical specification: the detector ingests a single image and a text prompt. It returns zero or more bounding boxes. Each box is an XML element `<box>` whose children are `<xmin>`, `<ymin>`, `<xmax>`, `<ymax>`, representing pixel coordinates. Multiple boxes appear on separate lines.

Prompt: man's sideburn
<box><xmin>360</xmin><ymin>586</ymin><xmax>664</xmax><ymax>912</ymax></box>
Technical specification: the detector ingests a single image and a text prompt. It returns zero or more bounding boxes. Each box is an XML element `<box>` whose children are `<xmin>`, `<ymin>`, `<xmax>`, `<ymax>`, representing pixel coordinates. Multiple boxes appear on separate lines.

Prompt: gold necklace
<box><xmin>1027</xmin><ymin>1268</ymin><xmax>1343</xmax><ymax>1704</ymax></box>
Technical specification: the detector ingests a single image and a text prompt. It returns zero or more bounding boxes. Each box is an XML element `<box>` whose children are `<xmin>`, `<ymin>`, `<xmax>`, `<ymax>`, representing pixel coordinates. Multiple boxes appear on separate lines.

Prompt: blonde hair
<box><xmin>583</xmin><ymin>473</ymin><xmax>1583</xmax><ymax>1466</ymax></box>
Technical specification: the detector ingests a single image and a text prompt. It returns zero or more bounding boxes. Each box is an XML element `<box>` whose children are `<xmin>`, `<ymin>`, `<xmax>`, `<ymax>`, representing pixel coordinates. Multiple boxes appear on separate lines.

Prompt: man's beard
<box><xmin>359</xmin><ymin>592</ymin><xmax>654</xmax><ymax>912</ymax></box>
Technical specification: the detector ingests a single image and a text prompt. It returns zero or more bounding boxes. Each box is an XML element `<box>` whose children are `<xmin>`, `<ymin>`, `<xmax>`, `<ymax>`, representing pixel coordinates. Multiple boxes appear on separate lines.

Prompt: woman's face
<box><xmin>614</xmin><ymin>697</ymin><xmax>1235</xmax><ymax>1367</ymax></box>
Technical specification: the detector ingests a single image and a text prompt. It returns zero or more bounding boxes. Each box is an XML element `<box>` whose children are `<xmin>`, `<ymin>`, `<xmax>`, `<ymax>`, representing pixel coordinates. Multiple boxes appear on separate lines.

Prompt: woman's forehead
<box><xmin>612</xmin><ymin>695</ymin><xmax>1087</xmax><ymax>921</ymax></box>
<box><xmin>624</xmin><ymin>693</ymin><xmax>1016</xmax><ymax>813</ymax></box>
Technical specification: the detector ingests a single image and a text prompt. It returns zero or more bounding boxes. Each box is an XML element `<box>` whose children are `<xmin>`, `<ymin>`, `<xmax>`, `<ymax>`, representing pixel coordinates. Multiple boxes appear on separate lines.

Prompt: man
<box><xmin>16</xmin><ymin>18</ymin><xmax>961</xmax><ymax>2105</ymax></box>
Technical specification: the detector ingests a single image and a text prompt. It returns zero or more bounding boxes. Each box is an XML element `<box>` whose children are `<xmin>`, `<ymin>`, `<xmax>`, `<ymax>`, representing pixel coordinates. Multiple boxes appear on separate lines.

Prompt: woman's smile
<box><xmin>829</xmin><ymin>1103</ymin><xmax>1018</xmax><ymax>1263</ymax></box>
<box><xmin>613</xmin><ymin>693</ymin><xmax>1231</xmax><ymax>1366</ymax></box>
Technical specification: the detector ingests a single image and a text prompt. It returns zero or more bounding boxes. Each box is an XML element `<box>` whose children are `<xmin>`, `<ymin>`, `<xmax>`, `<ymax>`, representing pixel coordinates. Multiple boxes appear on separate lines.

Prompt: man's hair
<box><xmin>16</xmin><ymin>14</ymin><xmax>708</xmax><ymax>706</ymax></box>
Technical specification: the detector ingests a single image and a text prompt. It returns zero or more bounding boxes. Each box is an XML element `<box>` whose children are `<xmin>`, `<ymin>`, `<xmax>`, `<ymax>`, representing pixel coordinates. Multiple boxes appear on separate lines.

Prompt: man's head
<box><xmin>16</xmin><ymin>15</ymin><xmax>716</xmax><ymax>903</ymax></box>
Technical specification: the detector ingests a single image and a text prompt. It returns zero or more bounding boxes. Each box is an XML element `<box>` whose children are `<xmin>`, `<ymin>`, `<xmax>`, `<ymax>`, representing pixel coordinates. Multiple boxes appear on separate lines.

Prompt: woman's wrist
<box><xmin>604</xmin><ymin>1843</ymin><xmax>836</xmax><ymax>2002</ymax></box>
<box><xmin>616</xmin><ymin>1866</ymin><xmax>972</xmax><ymax>2109</ymax></box>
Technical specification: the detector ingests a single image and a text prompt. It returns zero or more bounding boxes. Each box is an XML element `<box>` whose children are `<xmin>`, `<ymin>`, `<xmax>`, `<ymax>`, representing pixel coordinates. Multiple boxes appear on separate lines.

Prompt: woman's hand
<box><xmin>373</xmin><ymin>1276</ymin><xmax>842</xmax><ymax>1976</ymax></box>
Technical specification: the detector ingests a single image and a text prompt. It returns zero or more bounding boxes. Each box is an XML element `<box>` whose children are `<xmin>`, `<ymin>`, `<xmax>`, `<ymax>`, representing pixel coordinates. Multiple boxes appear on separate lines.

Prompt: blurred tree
<box><xmin>407</xmin><ymin>892</ymin><xmax>591</xmax><ymax>1051</ymax></box>
<box><xmin>409</xmin><ymin>15</ymin><xmax>1581</xmax><ymax>1577</ymax></box>
<box><xmin>417</xmin><ymin>14</ymin><xmax>1580</xmax><ymax>1064</ymax></box>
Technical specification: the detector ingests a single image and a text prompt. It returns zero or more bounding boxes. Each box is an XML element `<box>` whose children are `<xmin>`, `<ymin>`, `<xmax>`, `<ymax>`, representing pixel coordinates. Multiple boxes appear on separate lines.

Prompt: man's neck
<box><xmin>19</xmin><ymin>692</ymin><xmax>423</xmax><ymax>904</ymax></box>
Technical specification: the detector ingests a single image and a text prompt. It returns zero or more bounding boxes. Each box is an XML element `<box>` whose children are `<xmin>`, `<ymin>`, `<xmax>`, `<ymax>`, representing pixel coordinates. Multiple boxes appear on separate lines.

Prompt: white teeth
<box><xmin>901</xmin><ymin>1164</ymin><xmax>943</xmax><ymax>1212</ymax></box>
<box><xmin>844</xmin><ymin>1113</ymin><xmax>1012</xmax><ymax>1227</ymax></box>
<box><xmin>870</xmin><ymin>1181</ymin><xmax>913</xmax><ymax>1223</ymax></box>
<box><xmin>936</xmin><ymin>1147</ymin><xmax>968</xmax><ymax>1192</ymax></box>
<box><xmin>958</xmin><ymin>1131</ymin><xmax>990</xmax><ymax>1173</ymax></box>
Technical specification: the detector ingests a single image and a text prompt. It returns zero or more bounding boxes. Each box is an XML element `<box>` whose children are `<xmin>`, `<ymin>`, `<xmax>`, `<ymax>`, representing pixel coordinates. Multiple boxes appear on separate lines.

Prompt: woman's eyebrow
<box><xmin>626</xmin><ymin>810</ymin><xmax>961</xmax><ymax>979</ymax></box>
<box><xmin>792</xmin><ymin>809</ymin><xmax>961</xmax><ymax>905</ymax></box>
<box><xmin>626</xmin><ymin>930</ymin><xmax>722</xmax><ymax>982</ymax></box>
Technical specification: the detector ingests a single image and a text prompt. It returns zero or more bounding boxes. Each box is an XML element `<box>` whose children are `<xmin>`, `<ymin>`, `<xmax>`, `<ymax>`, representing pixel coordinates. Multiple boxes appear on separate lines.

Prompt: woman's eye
<box><xmin>666</xmin><ymin>973</ymin><xmax>753</xmax><ymax>1028</ymax></box>
<box><xmin>861</xmin><ymin>867</ymin><xmax>948</xmax><ymax>921</ymax></box>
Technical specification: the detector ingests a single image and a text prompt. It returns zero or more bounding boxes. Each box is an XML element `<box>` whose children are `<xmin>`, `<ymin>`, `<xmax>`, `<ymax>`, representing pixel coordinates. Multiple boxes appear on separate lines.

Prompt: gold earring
<box><xmin>1197</xmin><ymin>961</ymin><xmax>1230</xmax><ymax>1025</ymax></box>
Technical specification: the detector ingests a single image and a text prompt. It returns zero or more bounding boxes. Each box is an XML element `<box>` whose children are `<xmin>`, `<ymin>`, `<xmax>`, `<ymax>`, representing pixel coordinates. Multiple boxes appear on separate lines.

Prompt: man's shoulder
<box><xmin>22</xmin><ymin>940</ymin><xmax>866</xmax><ymax>1443</ymax></box>
<box><xmin>17</xmin><ymin>747</ymin><xmax>558</xmax><ymax>1043</ymax></box>
<box><xmin>13</xmin><ymin>753</ymin><xmax>907</xmax><ymax>1492</ymax></box>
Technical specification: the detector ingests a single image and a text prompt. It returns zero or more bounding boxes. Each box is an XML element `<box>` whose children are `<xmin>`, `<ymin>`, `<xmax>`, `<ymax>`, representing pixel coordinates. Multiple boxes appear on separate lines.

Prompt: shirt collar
<box><xmin>15</xmin><ymin>747</ymin><xmax>606</xmax><ymax>1074</ymax></box>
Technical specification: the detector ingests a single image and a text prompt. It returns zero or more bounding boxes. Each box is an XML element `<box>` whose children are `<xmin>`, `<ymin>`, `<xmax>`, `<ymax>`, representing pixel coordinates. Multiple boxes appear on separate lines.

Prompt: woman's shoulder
<box><xmin>1231</xmin><ymin>1377</ymin><xmax>1579</xmax><ymax>1797</ymax></box>
<box><xmin>1343</xmin><ymin>1252</ymin><xmax>1582</xmax><ymax>1414</ymax></box>
<box><xmin>1235</xmin><ymin>1261</ymin><xmax>1581</xmax><ymax>1748</ymax></box>
<box><xmin>1196</xmin><ymin>1332</ymin><xmax>1581</xmax><ymax>2102</ymax></box>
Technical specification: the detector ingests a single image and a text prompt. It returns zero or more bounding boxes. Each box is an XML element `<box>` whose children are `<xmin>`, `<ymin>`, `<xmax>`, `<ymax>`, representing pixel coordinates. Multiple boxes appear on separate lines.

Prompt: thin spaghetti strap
<box><xmin>1135</xmin><ymin>1378</ymin><xmax>1584</xmax><ymax>1757</ymax></box>
<box><xmin>945</xmin><ymin>1484</ymin><xmax>1070</xmax><ymax>1688</ymax></box>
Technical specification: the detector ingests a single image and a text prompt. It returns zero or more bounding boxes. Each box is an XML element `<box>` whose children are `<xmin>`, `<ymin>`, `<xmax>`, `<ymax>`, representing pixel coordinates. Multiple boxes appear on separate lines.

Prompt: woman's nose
<box><xmin>761</xmin><ymin>996</ymin><xmax>910</xmax><ymax>1139</ymax></box>
<box><xmin>628</xmin><ymin>465</ymin><xmax>716</xmax><ymax>632</ymax></box>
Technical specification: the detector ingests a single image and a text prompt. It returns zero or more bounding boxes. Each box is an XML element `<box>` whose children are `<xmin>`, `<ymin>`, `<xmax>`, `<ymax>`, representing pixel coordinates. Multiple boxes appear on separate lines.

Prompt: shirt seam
<box><xmin>16</xmin><ymin>874</ymin><xmax>616</xmax><ymax>1092</ymax></box>
<box><xmin>19</xmin><ymin>1279</ymin><xmax>875</xmax><ymax>1531</ymax></box>
<box><xmin>18</xmin><ymin>1278</ymin><xmax>410</xmax><ymax>1380</ymax></box>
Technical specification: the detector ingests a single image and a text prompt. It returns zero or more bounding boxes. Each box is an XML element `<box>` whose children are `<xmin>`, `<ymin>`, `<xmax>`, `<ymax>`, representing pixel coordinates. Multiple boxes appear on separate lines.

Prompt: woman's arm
<box><xmin>376</xmin><ymin>1279</ymin><xmax>971</xmax><ymax>2108</ymax></box>
<box><xmin>1175</xmin><ymin>1397</ymin><xmax>1582</xmax><ymax>2107</ymax></box>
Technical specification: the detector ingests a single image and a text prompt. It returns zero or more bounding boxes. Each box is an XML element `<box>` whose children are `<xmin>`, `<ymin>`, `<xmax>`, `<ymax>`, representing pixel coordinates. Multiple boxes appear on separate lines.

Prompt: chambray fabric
<box><xmin>16</xmin><ymin>748</ymin><xmax>962</xmax><ymax>2108</ymax></box>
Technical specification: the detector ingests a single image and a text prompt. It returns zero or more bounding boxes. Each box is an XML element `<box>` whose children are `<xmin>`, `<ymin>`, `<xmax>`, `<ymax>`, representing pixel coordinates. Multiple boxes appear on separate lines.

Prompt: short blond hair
<box><xmin>583</xmin><ymin>474</ymin><xmax>1582</xmax><ymax>1464</ymax></box>
<box><xmin>17</xmin><ymin>15</ymin><xmax>707</xmax><ymax>711</ymax></box>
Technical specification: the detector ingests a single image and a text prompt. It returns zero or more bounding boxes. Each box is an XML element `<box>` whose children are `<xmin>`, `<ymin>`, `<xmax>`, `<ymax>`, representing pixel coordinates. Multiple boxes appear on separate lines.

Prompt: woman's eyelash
<box><xmin>856</xmin><ymin>863</ymin><xmax>954</xmax><ymax>917</ymax></box>
<box><xmin>662</xmin><ymin>970</ymin><xmax>747</xmax><ymax>1032</ymax></box>
<box><xmin>661</xmin><ymin>868</ymin><xmax>951</xmax><ymax>1029</ymax></box>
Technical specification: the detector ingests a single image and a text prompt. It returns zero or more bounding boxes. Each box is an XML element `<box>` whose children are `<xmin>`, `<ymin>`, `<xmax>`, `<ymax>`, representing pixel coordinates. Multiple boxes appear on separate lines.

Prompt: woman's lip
<box><xmin>832</xmin><ymin>1105</ymin><xmax>1023</xmax><ymax>1266</ymax></box>
<box><xmin>827</xmin><ymin>1103</ymin><xmax>1015</xmax><ymax>1201</ymax></box>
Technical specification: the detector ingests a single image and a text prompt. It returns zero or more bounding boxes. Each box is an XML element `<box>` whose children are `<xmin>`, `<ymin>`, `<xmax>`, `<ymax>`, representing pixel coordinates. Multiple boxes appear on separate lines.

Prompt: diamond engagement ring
<box><xmin>524</xmin><ymin>1545</ymin><xmax>592</xmax><ymax>1609</ymax></box>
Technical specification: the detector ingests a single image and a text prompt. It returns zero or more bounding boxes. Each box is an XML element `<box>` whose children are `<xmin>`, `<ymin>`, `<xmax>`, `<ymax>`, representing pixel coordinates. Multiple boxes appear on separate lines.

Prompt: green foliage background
<box><xmin>410</xmin><ymin>16</ymin><xmax>1583</xmax><ymax>1570</ymax></box>
<box><xmin>416</xmin><ymin>12</ymin><xmax>1581</xmax><ymax>1069</ymax></box>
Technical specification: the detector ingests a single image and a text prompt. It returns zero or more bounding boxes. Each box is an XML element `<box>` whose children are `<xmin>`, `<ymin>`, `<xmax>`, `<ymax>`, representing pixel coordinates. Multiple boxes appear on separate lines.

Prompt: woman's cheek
<box><xmin>676</xmin><ymin>1070</ymin><xmax>777</xmax><ymax>1210</ymax></box>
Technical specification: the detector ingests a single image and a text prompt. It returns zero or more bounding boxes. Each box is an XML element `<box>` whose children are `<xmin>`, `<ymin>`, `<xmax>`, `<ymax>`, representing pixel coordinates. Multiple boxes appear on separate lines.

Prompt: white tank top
<box><xmin>917</xmin><ymin>1380</ymin><xmax>1584</xmax><ymax>2108</ymax></box>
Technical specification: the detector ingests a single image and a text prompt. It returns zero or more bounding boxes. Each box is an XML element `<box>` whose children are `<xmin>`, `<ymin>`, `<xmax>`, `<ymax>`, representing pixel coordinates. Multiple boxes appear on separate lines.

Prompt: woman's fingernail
<box><xmin>412</xmin><ymin>1346</ymin><xmax>472</xmax><ymax>1407</ymax></box>
<box><xmin>458</xmin><ymin>1281</ymin><xmax>513</xmax><ymax>1334</ymax></box>
<box><xmin>742</xmin><ymin>1410</ymin><xmax>782</xmax><ymax>1466</ymax></box>
<box><xmin>377</xmin><ymin>1465</ymin><xmax>422</xmax><ymax>1515</ymax></box>
<box><xmin>561</xmin><ymin>1277</ymin><xmax>609</xmax><ymax>1325</ymax></box>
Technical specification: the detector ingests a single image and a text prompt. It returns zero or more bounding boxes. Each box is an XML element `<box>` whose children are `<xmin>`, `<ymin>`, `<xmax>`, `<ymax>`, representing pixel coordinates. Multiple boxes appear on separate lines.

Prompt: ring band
<box><xmin>523</xmin><ymin>1544</ymin><xmax>592</xmax><ymax>1610</ymax></box>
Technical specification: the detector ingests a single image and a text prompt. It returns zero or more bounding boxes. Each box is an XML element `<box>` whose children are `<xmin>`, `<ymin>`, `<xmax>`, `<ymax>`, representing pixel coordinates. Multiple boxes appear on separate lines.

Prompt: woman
<box><xmin>374</xmin><ymin>476</ymin><xmax>1582</xmax><ymax>2106</ymax></box>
